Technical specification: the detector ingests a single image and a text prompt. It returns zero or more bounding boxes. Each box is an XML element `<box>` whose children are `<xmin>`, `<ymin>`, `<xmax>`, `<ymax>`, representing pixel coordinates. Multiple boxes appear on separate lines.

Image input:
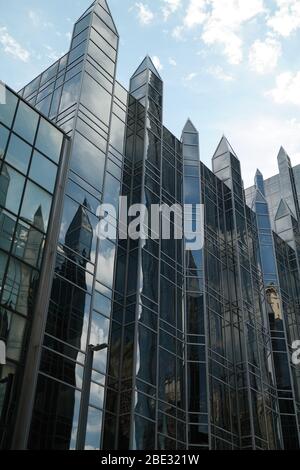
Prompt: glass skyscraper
<box><xmin>0</xmin><ymin>0</ymin><xmax>300</xmax><ymax>450</ymax></box>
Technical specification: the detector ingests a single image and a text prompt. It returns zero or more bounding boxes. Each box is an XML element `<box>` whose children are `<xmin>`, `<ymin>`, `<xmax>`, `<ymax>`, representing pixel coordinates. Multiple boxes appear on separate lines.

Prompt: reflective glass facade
<box><xmin>1</xmin><ymin>0</ymin><xmax>300</xmax><ymax>450</ymax></box>
<box><xmin>0</xmin><ymin>87</ymin><xmax>69</xmax><ymax>448</ymax></box>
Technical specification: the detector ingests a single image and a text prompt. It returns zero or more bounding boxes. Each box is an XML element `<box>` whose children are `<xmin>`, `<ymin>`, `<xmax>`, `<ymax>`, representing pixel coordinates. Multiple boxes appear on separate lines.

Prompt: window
<box><xmin>74</xmin><ymin>13</ymin><xmax>91</xmax><ymax>37</ymax></box>
<box><xmin>81</xmin><ymin>73</ymin><xmax>112</xmax><ymax>124</ymax></box>
<box><xmin>0</xmin><ymin>88</ymin><xmax>18</xmax><ymax>128</ymax></box>
<box><xmin>133</xmin><ymin>416</ymin><xmax>155</xmax><ymax>450</ymax></box>
<box><xmin>96</xmin><ymin>239</ymin><xmax>116</xmax><ymax>289</ymax></box>
<box><xmin>71</xmin><ymin>132</ymin><xmax>105</xmax><ymax>191</ymax></box>
<box><xmin>29</xmin><ymin>375</ymin><xmax>81</xmax><ymax>450</ymax></box>
<box><xmin>1</xmin><ymin>257</ymin><xmax>39</xmax><ymax>317</ymax></box>
<box><xmin>5</xmin><ymin>134</ymin><xmax>32</xmax><ymax>174</ymax></box>
<box><xmin>85</xmin><ymin>407</ymin><xmax>103</xmax><ymax>450</ymax></box>
<box><xmin>35</xmin><ymin>95</ymin><xmax>52</xmax><ymax>117</ymax></box>
<box><xmin>12</xmin><ymin>219</ymin><xmax>44</xmax><ymax>268</ymax></box>
<box><xmin>90</xmin><ymin>312</ymin><xmax>110</xmax><ymax>350</ymax></box>
<box><xmin>88</xmin><ymin>41</ymin><xmax>115</xmax><ymax>76</ymax></box>
<box><xmin>59</xmin><ymin>196</ymin><xmax>98</xmax><ymax>263</ymax></box>
<box><xmin>103</xmin><ymin>174</ymin><xmax>121</xmax><ymax>209</ymax></box>
<box><xmin>0</xmin><ymin>210</ymin><xmax>16</xmax><ymax>252</ymax></box>
<box><xmin>13</xmin><ymin>101</ymin><xmax>39</xmax><ymax>144</ymax></box>
<box><xmin>0</xmin><ymin>251</ymin><xmax>8</xmax><ymax>287</ymax></box>
<box><xmin>137</xmin><ymin>325</ymin><xmax>157</xmax><ymax>385</ymax></box>
<box><xmin>68</xmin><ymin>40</ymin><xmax>87</xmax><ymax>65</ymax></box>
<box><xmin>92</xmin><ymin>13</ymin><xmax>118</xmax><ymax>49</ymax></box>
<box><xmin>0</xmin><ymin>124</ymin><xmax>9</xmax><ymax>159</ymax></box>
<box><xmin>20</xmin><ymin>181</ymin><xmax>52</xmax><ymax>231</ymax></box>
<box><xmin>36</xmin><ymin>118</ymin><xmax>63</xmax><ymax>163</ymax></box>
<box><xmin>110</xmin><ymin>114</ymin><xmax>125</xmax><ymax>153</ymax></box>
<box><xmin>46</xmin><ymin>276</ymin><xmax>91</xmax><ymax>351</ymax></box>
<box><xmin>0</xmin><ymin>164</ymin><xmax>25</xmax><ymax>215</ymax></box>
<box><xmin>59</xmin><ymin>73</ymin><xmax>82</xmax><ymax>114</ymax></box>
<box><xmin>29</xmin><ymin>151</ymin><xmax>57</xmax><ymax>193</ymax></box>
<box><xmin>5</xmin><ymin>313</ymin><xmax>26</xmax><ymax>361</ymax></box>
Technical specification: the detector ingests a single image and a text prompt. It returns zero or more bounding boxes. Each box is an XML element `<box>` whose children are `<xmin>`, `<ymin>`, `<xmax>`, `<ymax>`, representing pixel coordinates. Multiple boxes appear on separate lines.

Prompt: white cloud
<box><xmin>267</xmin><ymin>71</ymin><xmax>300</xmax><ymax>105</ymax></box>
<box><xmin>184</xmin><ymin>72</ymin><xmax>198</xmax><ymax>81</ymax></box>
<box><xmin>0</xmin><ymin>27</ymin><xmax>30</xmax><ymax>62</ymax></box>
<box><xmin>202</xmin><ymin>0</ymin><xmax>266</xmax><ymax>65</ymax></box>
<box><xmin>152</xmin><ymin>55</ymin><xmax>163</xmax><ymax>72</ymax></box>
<box><xmin>249</xmin><ymin>37</ymin><xmax>282</xmax><ymax>74</ymax></box>
<box><xmin>267</xmin><ymin>0</ymin><xmax>300</xmax><ymax>37</ymax></box>
<box><xmin>172</xmin><ymin>25</ymin><xmax>184</xmax><ymax>39</ymax></box>
<box><xmin>135</xmin><ymin>3</ymin><xmax>154</xmax><ymax>25</ymax></box>
<box><xmin>162</xmin><ymin>0</ymin><xmax>182</xmax><ymax>21</ymax></box>
<box><xmin>184</xmin><ymin>0</ymin><xmax>207</xmax><ymax>28</ymax></box>
<box><xmin>207</xmin><ymin>65</ymin><xmax>234</xmax><ymax>81</ymax></box>
<box><xmin>168</xmin><ymin>57</ymin><xmax>177</xmax><ymax>66</ymax></box>
<box><xmin>44</xmin><ymin>45</ymin><xmax>64</xmax><ymax>62</ymax></box>
<box><xmin>173</xmin><ymin>0</ymin><xmax>265</xmax><ymax>64</ymax></box>
<box><xmin>219</xmin><ymin>115</ymin><xmax>300</xmax><ymax>187</ymax></box>
<box><xmin>28</xmin><ymin>10</ymin><xmax>53</xmax><ymax>28</ymax></box>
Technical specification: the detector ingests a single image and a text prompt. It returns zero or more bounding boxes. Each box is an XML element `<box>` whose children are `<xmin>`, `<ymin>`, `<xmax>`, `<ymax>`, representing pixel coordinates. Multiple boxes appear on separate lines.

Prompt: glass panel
<box><xmin>110</xmin><ymin>114</ymin><xmax>125</xmax><ymax>153</ymax></box>
<box><xmin>103</xmin><ymin>174</ymin><xmax>120</xmax><ymax>209</ymax></box>
<box><xmin>5</xmin><ymin>134</ymin><xmax>32</xmax><ymax>174</ymax></box>
<box><xmin>0</xmin><ymin>164</ymin><xmax>25</xmax><ymax>215</ymax></box>
<box><xmin>136</xmin><ymin>325</ymin><xmax>157</xmax><ymax>385</ymax></box>
<box><xmin>96</xmin><ymin>239</ymin><xmax>116</xmax><ymax>289</ymax></box>
<box><xmin>133</xmin><ymin>415</ymin><xmax>155</xmax><ymax>450</ymax></box>
<box><xmin>29</xmin><ymin>375</ymin><xmax>81</xmax><ymax>450</ymax></box>
<box><xmin>46</xmin><ymin>276</ymin><xmax>91</xmax><ymax>351</ymax></box>
<box><xmin>74</xmin><ymin>14</ymin><xmax>91</xmax><ymax>37</ymax></box>
<box><xmin>0</xmin><ymin>124</ymin><xmax>9</xmax><ymax>159</ymax></box>
<box><xmin>68</xmin><ymin>40</ymin><xmax>87</xmax><ymax>65</ymax></box>
<box><xmin>20</xmin><ymin>181</ymin><xmax>52</xmax><ymax>231</ymax></box>
<box><xmin>35</xmin><ymin>95</ymin><xmax>52</xmax><ymax>117</ymax></box>
<box><xmin>5</xmin><ymin>313</ymin><xmax>26</xmax><ymax>361</ymax></box>
<box><xmin>90</xmin><ymin>312</ymin><xmax>110</xmax><ymax>349</ymax></box>
<box><xmin>13</xmin><ymin>101</ymin><xmax>39</xmax><ymax>144</ymax></box>
<box><xmin>0</xmin><ymin>251</ymin><xmax>8</xmax><ymax>287</ymax></box>
<box><xmin>0</xmin><ymin>88</ymin><xmax>18</xmax><ymax>128</ymax></box>
<box><xmin>40</xmin><ymin>62</ymin><xmax>58</xmax><ymax>86</ymax></box>
<box><xmin>1</xmin><ymin>257</ymin><xmax>38</xmax><ymax>317</ymax></box>
<box><xmin>59</xmin><ymin>73</ymin><xmax>81</xmax><ymax>114</ymax></box>
<box><xmin>29</xmin><ymin>151</ymin><xmax>57</xmax><ymax>193</ymax></box>
<box><xmin>0</xmin><ymin>210</ymin><xmax>16</xmax><ymax>252</ymax></box>
<box><xmin>71</xmin><ymin>132</ymin><xmax>105</xmax><ymax>191</ymax></box>
<box><xmin>35</xmin><ymin>118</ymin><xmax>63</xmax><ymax>163</ymax></box>
<box><xmin>92</xmin><ymin>13</ymin><xmax>118</xmax><ymax>49</ymax></box>
<box><xmin>88</xmin><ymin>41</ymin><xmax>115</xmax><ymax>76</ymax></box>
<box><xmin>12</xmin><ymin>219</ymin><xmax>44</xmax><ymax>268</ymax></box>
<box><xmin>81</xmin><ymin>73</ymin><xmax>112</xmax><ymax>124</ymax></box>
<box><xmin>85</xmin><ymin>407</ymin><xmax>103</xmax><ymax>450</ymax></box>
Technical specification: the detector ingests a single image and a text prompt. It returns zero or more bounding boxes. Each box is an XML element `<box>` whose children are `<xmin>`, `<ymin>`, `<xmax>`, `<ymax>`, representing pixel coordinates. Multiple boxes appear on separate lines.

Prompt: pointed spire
<box><xmin>277</xmin><ymin>146</ymin><xmax>291</xmax><ymax>165</ymax></box>
<box><xmin>182</xmin><ymin>118</ymin><xmax>198</xmax><ymax>134</ymax></box>
<box><xmin>77</xmin><ymin>0</ymin><xmax>118</xmax><ymax>34</ymax></box>
<box><xmin>275</xmin><ymin>199</ymin><xmax>293</xmax><ymax>220</ymax></box>
<box><xmin>255</xmin><ymin>168</ymin><xmax>265</xmax><ymax>196</ymax></box>
<box><xmin>212</xmin><ymin>135</ymin><xmax>238</xmax><ymax>160</ymax></box>
<box><xmin>131</xmin><ymin>55</ymin><xmax>162</xmax><ymax>80</ymax></box>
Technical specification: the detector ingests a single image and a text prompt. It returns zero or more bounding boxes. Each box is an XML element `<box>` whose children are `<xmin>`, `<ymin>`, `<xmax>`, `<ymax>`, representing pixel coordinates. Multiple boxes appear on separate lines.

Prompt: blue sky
<box><xmin>1</xmin><ymin>0</ymin><xmax>300</xmax><ymax>187</ymax></box>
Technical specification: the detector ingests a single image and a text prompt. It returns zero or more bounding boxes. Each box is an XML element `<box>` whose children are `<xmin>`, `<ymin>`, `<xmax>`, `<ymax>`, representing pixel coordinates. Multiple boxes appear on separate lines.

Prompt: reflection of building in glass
<box><xmin>0</xmin><ymin>0</ymin><xmax>300</xmax><ymax>450</ymax></box>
